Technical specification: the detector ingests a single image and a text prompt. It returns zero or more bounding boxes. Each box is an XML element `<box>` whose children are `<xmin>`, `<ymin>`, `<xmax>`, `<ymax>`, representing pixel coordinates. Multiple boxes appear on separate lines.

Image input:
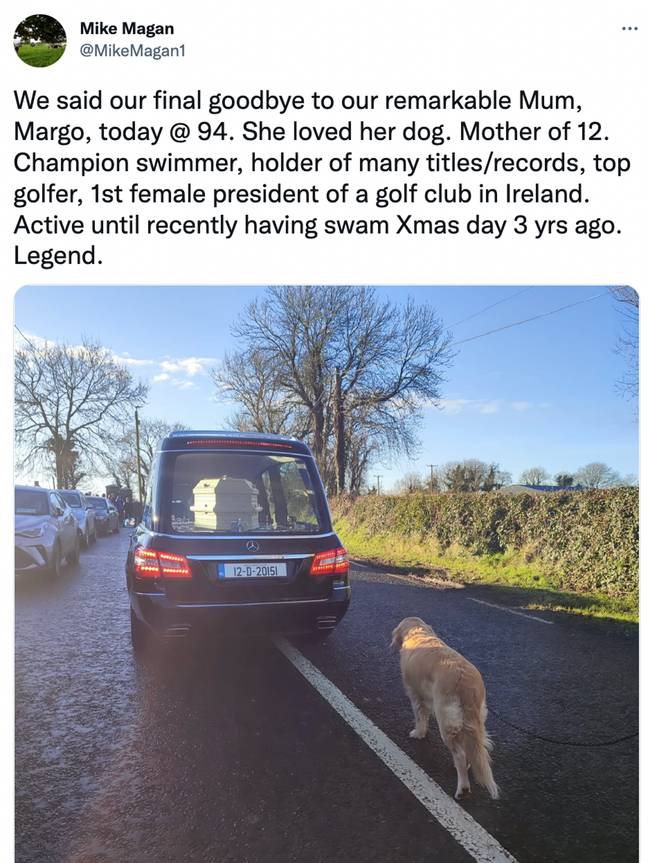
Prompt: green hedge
<box><xmin>331</xmin><ymin>488</ymin><xmax>639</xmax><ymax>598</ymax></box>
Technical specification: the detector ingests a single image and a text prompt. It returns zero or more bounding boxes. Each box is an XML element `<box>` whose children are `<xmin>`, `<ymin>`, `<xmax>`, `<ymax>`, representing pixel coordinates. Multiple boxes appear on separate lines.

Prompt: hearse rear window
<box><xmin>166</xmin><ymin>452</ymin><xmax>326</xmax><ymax>535</ymax></box>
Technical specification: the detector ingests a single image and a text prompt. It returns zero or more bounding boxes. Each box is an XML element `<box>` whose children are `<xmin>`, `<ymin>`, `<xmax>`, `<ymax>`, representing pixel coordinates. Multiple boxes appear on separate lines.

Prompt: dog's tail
<box><xmin>464</xmin><ymin>705</ymin><xmax>499</xmax><ymax>800</ymax></box>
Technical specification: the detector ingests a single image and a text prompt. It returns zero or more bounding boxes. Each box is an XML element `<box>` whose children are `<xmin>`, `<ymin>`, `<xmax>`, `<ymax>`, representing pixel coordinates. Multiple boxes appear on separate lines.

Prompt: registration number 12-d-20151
<box><xmin>217</xmin><ymin>563</ymin><xmax>288</xmax><ymax>579</ymax></box>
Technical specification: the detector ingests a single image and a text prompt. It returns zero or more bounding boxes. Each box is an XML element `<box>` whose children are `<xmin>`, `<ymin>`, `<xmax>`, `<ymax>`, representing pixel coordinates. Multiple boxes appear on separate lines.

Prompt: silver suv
<box><xmin>15</xmin><ymin>485</ymin><xmax>80</xmax><ymax>577</ymax></box>
<box><xmin>58</xmin><ymin>489</ymin><xmax>97</xmax><ymax>548</ymax></box>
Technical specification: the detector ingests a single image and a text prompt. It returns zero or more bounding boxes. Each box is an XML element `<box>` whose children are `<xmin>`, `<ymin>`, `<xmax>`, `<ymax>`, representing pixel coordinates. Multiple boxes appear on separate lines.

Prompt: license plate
<box><xmin>217</xmin><ymin>562</ymin><xmax>288</xmax><ymax>579</ymax></box>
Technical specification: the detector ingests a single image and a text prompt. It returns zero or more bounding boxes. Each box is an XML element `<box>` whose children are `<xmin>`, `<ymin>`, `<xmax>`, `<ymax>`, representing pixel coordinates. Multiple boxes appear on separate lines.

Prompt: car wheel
<box><xmin>130</xmin><ymin>609</ymin><xmax>152</xmax><ymax>657</ymax></box>
<box><xmin>67</xmin><ymin>534</ymin><xmax>81</xmax><ymax>566</ymax></box>
<box><xmin>80</xmin><ymin>528</ymin><xmax>88</xmax><ymax>549</ymax></box>
<box><xmin>48</xmin><ymin>543</ymin><xmax>62</xmax><ymax>578</ymax></box>
<box><xmin>90</xmin><ymin>527</ymin><xmax>97</xmax><ymax>544</ymax></box>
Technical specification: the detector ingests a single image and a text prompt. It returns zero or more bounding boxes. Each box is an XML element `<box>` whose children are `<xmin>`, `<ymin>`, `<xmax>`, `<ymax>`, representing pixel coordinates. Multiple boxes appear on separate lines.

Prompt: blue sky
<box><xmin>14</xmin><ymin>285</ymin><xmax>638</xmax><ymax>488</ymax></box>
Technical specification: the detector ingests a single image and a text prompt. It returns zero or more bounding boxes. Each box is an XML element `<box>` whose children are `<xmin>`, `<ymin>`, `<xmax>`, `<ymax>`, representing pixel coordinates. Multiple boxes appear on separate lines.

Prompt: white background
<box><xmin>1</xmin><ymin>0</ymin><xmax>647</xmax><ymax>283</ymax></box>
<box><xmin>2</xmin><ymin>1</ymin><xmax>645</xmax><ymax>858</ymax></box>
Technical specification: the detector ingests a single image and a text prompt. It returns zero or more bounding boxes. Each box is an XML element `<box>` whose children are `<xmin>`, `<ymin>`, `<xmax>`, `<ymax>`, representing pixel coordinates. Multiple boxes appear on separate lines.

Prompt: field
<box><xmin>16</xmin><ymin>43</ymin><xmax>66</xmax><ymax>67</ymax></box>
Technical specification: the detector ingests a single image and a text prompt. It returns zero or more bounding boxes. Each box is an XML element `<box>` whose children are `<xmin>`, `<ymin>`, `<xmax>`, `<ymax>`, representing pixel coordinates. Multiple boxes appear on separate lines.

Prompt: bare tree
<box><xmin>440</xmin><ymin>459</ymin><xmax>509</xmax><ymax>492</ymax></box>
<box><xmin>610</xmin><ymin>287</ymin><xmax>638</xmax><ymax>402</ymax></box>
<box><xmin>393</xmin><ymin>471</ymin><xmax>426</xmax><ymax>494</ymax></box>
<box><xmin>219</xmin><ymin>287</ymin><xmax>453</xmax><ymax>493</ymax></box>
<box><xmin>15</xmin><ymin>335</ymin><xmax>148</xmax><ymax>487</ymax></box>
<box><xmin>103</xmin><ymin>418</ymin><xmax>186</xmax><ymax>496</ymax></box>
<box><xmin>345</xmin><ymin>431</ymin><xmax>378</xmax><ymax>494</ymax></box>
<box><xmin>214</xmin><ymin>349</ymin><xmax>309</xmax><ymax>436</ymax></box>
<box><xmin>519</xmin><ymin>466</ymin><xmax>550</xmax><ymax>486</ymax></box>
<box><xmin>574</xmin><ymin>462</ymin><xmax>622</xmax><ymax>489</ymax></box>
<box><xmin>424</xmin><ymin>473</ymin><xmax>442</xmax><ymax>493</ymax></box>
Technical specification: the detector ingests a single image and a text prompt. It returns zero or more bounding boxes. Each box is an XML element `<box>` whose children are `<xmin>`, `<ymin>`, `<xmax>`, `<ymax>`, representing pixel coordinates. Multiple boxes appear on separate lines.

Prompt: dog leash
<box><xmin>488</xmin><ymin>706</ymin><xmax>638</xmax><ymax>747</ymax></box>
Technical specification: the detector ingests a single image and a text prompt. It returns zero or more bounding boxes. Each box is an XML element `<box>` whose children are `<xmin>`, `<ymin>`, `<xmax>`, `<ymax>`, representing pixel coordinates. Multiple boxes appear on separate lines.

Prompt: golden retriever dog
<box><xmin>391</xmin><ymin>616</ymin><xmax>499</xmax><ymax>800</ymax></box>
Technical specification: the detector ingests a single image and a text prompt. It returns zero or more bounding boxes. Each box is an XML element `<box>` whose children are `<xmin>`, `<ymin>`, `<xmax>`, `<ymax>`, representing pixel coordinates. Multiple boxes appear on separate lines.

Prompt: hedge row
<box><xmin>331</xmin><ymin>488</ymin><xmax>639</xmax><ymax>598</ymax></box>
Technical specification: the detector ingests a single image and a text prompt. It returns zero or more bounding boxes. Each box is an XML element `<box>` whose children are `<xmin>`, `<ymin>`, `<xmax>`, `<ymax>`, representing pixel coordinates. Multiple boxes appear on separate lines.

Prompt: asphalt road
<box><xmin>15</xmin><ymin>531</ymin><xmax>638</xmax><ymax>863</ymax></box>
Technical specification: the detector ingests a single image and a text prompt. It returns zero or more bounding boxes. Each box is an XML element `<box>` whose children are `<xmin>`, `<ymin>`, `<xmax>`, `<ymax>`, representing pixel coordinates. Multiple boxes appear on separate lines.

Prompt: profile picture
<box><xmin>14</xmin><ymin>14</ymin><xmax>66</xmax><ymax>67</ymax></box>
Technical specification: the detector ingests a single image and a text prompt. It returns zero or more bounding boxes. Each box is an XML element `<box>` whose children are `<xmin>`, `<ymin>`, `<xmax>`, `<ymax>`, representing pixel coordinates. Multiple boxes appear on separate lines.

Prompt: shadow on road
<box><xmin>352</xmin><ymin>559</ymin><xmax>638</xmax><ymax>634</ymax></box>
<box><xmin>466</xmin><ymin>581</ymin><xmax>639</xmax><ymax>636</ymax></box>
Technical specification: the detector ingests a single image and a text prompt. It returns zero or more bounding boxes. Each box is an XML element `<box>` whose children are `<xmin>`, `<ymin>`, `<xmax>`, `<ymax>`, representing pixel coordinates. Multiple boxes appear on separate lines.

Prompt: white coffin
<box><xmin>190</xmin><ymin>476</ymin><xmax>261</xmax><ymax>530</ymax></box>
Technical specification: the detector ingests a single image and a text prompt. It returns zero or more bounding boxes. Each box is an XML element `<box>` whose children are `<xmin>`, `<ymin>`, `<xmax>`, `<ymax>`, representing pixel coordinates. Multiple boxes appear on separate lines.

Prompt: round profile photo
<box><xmin>14</xmin><ymin>15</ymin><xmax>66</xmax><ymax>67</ymax></box>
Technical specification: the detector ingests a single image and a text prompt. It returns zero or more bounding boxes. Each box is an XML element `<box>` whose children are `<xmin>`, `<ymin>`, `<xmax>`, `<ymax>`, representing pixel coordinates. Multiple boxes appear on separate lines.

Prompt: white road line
<box><xmin>275</xmin><ymin>637</ymin><xmax>518</xmax><ymax>863</ymax></box>
<box><xmin>352</xmin><ymin>563</ymin><xmax>553</xmax><ymax>625</ymax></box>
<box><xmin>468</xmin><ymin>597</ymin><xmax>554</xmax><ymax>625</ymax></box>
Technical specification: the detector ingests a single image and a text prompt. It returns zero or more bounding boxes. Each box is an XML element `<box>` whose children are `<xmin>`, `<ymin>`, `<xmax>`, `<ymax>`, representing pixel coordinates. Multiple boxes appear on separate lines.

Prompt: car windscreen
<box><xmin>87</xmin><ymin>497</ymin><xmax>108</xmax><ymax>510</ymax></box>
<box><xmin>15</xmin><ymin>489</ymin><xmax>49</xmax><ymax>516</ymax></box>
<box><xmin>59</xmin><ymin>491</ymin><xmax>82</xmax><ymax>507</ymax></box>
<box><xmin>164</xmin><ymin>451</ymin><xmax>328</xmax><ymax>535</ymax></box>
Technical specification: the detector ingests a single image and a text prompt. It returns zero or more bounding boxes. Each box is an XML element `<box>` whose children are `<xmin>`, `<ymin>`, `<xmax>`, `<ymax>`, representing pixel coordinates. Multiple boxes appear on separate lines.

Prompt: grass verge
<box><xmin>17</xmin><ymin>44</ymin><xmax>66</xmax><ymax>67</ymax></box>
<box><xmin>336</xmin><ymin>518</ymin><xmax>638</xmax><ymax>625</ymax></box>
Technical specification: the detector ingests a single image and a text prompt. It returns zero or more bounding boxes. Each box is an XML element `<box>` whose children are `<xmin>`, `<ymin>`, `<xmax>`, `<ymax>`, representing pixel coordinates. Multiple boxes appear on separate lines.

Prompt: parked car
<box><xmin>86</xmin><ymin>496</ymin><xmax>120</xmax><ymax>535</ymax></box>
<box><xmin>57</xmin><ymin>489</ymin><xmax>97</xmax><ymax>547</ymax></box>
<box><xmin>15</xmin><ymin>485</ymin><xmax>80</xmax><ymax>577</ymax></box>
<box><xmin>126</xmin><ymin>431</ymin><xmax>351</xmax><ymax>654</ymax></box>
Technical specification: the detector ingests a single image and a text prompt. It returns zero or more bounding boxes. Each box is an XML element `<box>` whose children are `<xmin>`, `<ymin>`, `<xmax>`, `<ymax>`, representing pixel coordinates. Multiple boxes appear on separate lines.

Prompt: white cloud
<box><xmin>479</xmin><ymin>401</ymin><xmax>500</xmax><ymax>414</ymax></box>
<box><xmin>436</xmin><ymin>397</ymin><xmax>545</xmax><ymax>416</ymax></box>
<box><xmin>437</xmin><ymin>398</ymin><xmax>471</xmax><ymax>415</ymax></box>
<box><xmin>16</xmin><ymin>333</ymin><xmax>219</xmax><ymax>390</ymax></box>
<box><xmin>151</xmin><ymin>373</ymin><xmax>199</xmax><ymax>389</ymax></box>
<box><xmin>111</xmin><ymin>353</ymin><xmax>156</xmax><ymax>367</ymax></box>
<box><xmin>115</xmin><ymin>352</ymin><xmax>216</xmax><ymax>380</ymax></box>
<box><xmin>159</xmin><ymin>356</ymin><xmax>217</xmax><ymax>377</ymax></box>
<box><xmin>15</xmin><ymin>329</ymin><xmax>45</xmax><ymax>347</ymax></box>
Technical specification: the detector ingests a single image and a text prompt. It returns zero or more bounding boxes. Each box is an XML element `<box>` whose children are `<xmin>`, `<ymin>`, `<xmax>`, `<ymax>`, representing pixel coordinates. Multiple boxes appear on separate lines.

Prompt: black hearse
<box><xmin>126</xmin><ymin>431</ymin><xmax>351</xmax><ymax>652</ymax></box>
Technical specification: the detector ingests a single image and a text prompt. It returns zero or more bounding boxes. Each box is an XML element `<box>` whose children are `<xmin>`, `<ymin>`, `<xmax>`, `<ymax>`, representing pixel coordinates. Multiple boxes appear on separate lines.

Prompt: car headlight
<box><xmin>16</xmin><ymin>524</ymin><xmax>46</xmax><ymax>538</ymax></box>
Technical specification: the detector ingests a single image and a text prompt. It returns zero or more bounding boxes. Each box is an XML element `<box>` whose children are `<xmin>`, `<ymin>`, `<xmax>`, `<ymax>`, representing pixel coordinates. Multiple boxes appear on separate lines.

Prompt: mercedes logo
<box><xmin>246</xmin><ymin>541</ymin><xmax>260</xmax><ymax>552</ymax></box>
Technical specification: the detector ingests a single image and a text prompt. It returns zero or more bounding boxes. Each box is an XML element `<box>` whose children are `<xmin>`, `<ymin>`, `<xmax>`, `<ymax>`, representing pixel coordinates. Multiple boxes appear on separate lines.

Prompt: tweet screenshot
<box><xmin>4</xmin><ymin>2</ymin><xmax>645</xmax><ymax>861</ymax></box>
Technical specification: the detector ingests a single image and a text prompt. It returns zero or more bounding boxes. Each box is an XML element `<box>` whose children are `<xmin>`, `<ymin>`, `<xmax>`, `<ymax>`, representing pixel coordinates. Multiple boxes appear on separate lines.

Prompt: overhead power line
<box><xmin>14</xmin><ymin>324</ymin><xmax>36</xmax><ymax>348</ymax></box>
<box><xmin>453</xmin><ymin>291</ymin><xmax>609</xmax><ymax>346</ymax></box>
<box><xmin>449</xmin><ymin>287</ymin><xmax>534</xmax><ymax>327</ymax></box>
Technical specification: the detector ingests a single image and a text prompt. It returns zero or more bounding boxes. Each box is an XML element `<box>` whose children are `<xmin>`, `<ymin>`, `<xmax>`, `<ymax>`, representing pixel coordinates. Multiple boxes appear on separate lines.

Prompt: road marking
<box><xmin>275</xmin><ymin>637</ymin><xmax>518</xmax><ymax>863</ymax></box>
<box><xmin>353</xmin><ymin>562</ymin><xmax>552</xmax><ymax>624</ymax></box>
<box><xmin>468</xmin><ymin>597</ymin><xmax>554</xmax><ymax>625</ymax></box>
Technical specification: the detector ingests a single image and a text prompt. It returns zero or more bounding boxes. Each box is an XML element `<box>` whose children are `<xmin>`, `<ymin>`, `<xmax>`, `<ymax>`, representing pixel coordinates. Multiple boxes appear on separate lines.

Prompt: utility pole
<box><xmin>135</xmin><ymin>408</ymin><xmax>144</xmax><ymax>502</ymax></box>
<box><xmin>334</xmin><ymin>366</ymin><xmax>345</xmax><ymax>495</ymax></box>
<box><xmin>427</xmin><ymin>464</ymin><xmax>437</xmax><ymax>488</ymax></box>
<box><xmin>375</xmin><ymin>475</ymin><xmax>382</xmax><ymax>494</ymax></box>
